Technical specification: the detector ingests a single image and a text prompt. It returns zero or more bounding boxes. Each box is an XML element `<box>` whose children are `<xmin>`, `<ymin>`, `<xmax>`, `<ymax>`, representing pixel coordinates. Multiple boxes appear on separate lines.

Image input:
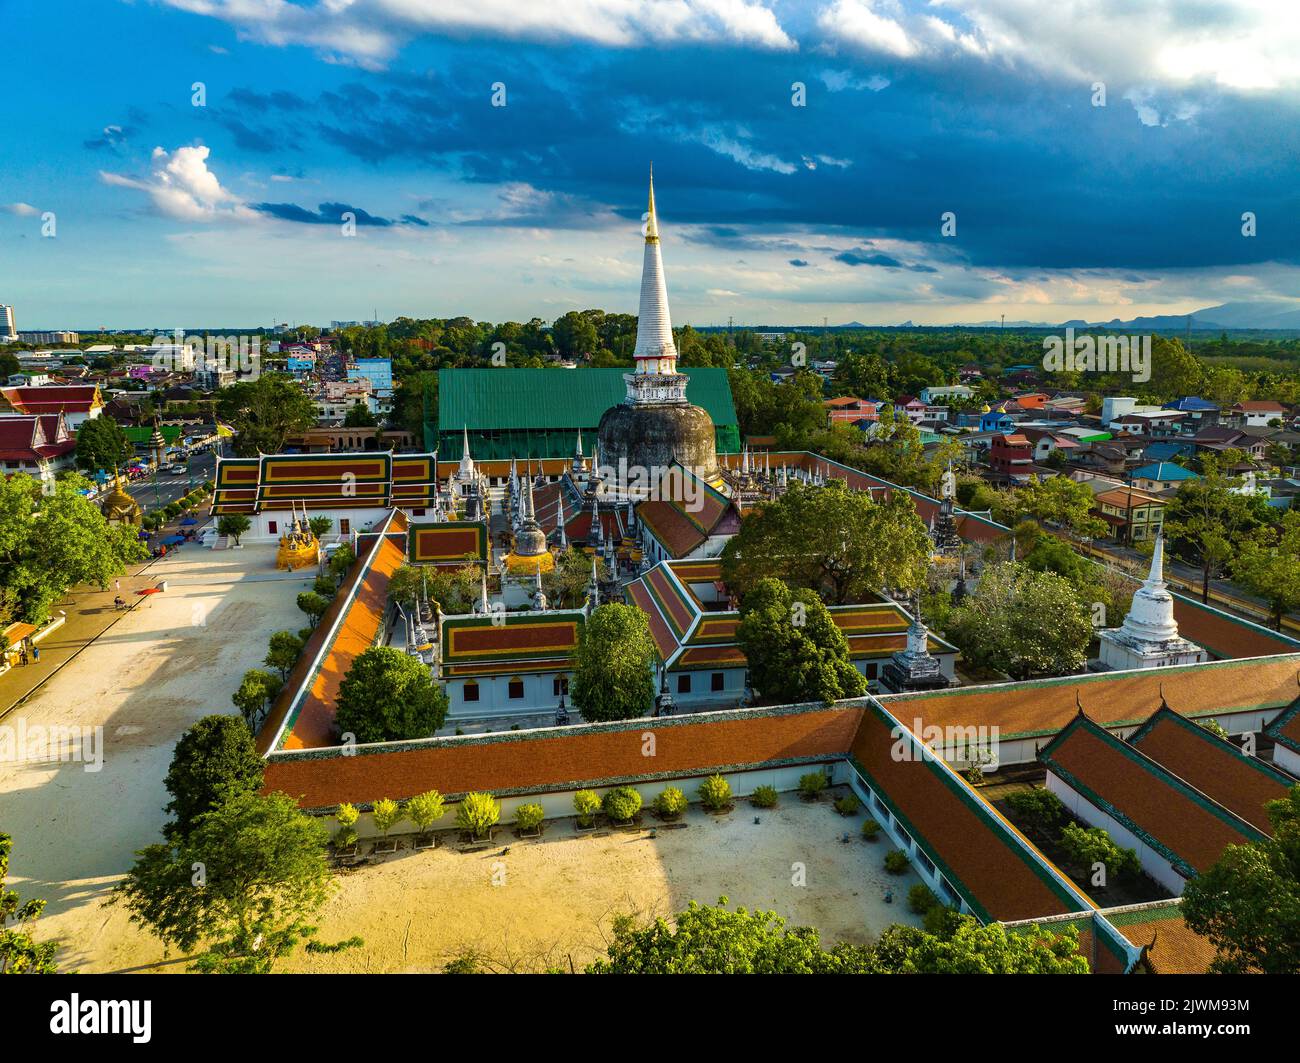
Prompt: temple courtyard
<box><xmin>40</xmin><ymin>798</ymin><xmax>925</xmax><ymax>973</ymax></box>
<box><xmin>0</xmin><ymin>544</ymin><xmax>312</xmax><ymax>965</ymax></box>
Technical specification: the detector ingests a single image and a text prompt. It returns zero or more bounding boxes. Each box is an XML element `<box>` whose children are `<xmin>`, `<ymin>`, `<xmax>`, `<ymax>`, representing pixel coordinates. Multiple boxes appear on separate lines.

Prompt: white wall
<box><xmin>1273</xmin><ymin>743</ymin><xmax>1300</xmax><ymax>777</ymax></box>
<box><xmin>345</xmin><ymin>762</ymin><xmax>831</xmax><ymax>839</ymax></box>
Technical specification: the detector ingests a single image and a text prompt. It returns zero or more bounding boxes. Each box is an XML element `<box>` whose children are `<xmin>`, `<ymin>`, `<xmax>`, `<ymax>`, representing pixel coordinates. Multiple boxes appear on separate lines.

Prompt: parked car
<box><xmin>166</xmin><ymin>462</ymin><xmax>186</xmax><ymax>474</ymax></box>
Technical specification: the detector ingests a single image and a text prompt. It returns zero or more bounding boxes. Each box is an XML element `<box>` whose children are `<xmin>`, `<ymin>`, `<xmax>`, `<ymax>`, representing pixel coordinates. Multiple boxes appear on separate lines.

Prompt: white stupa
<box><xmin>1097</xmin><ymin>534</ymin><xmax>1205</xmax><ymax>671</ymax></box>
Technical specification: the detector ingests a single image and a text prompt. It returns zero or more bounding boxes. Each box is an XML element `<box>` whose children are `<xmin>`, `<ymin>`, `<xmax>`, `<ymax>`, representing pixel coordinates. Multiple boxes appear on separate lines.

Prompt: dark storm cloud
<box><xmin>253</xmin><ymin>201</ymin><xmax>396</xmax><ymax>226</ymax></box>
<box><xmin>216</xmin><ymin>40</ymin><xmax>1300</xmax><ymax>272</ymax></box>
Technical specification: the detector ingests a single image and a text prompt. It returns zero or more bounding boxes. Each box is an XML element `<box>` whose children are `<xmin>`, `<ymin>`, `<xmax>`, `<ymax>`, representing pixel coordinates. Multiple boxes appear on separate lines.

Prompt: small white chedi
<box><xmin>1097</xmin><ymin>534</ymin><xmax>1205</xmax><ymax>671</ymax></box>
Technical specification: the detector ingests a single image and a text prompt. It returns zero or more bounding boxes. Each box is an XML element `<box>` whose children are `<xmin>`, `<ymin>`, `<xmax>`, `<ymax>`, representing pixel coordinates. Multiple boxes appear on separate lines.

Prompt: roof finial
<box><xmin>645</xmin><ymin>164</ymin><xmax>659</xmax><ymax>245</ymax></box>
<box><xmin>1075</xmin><ymin>688</ymin><xmax>1085</xmax><ymax>717</ymax></box>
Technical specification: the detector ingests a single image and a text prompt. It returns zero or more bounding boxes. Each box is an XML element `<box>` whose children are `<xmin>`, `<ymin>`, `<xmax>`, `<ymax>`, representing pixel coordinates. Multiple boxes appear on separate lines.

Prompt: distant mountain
<box><xmin>1187</xmin><ymin>300</ymin><xmax>1300</xmax><ymax>330</ymax></box>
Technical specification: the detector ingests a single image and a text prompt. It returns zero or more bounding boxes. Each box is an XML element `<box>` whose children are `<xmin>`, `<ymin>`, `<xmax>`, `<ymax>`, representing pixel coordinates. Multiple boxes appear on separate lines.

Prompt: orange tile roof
<box><xmin>882</xmin><ymin>655</ymin><xmax>1300</xmax><ymax>741</ymax></box>
<box><xmin>264</xmin><ymin>703</ymin><xmax>863</xmax><ymax>807</ymax></box>
<box><xmin>1129</xmin><ymin>707</ymin><xmax>1294</xmax><ymax>834</ymax></box>
<box><xmin>257</xmin><ymin>512</ymin><xmax>408</xmax><ymax>753</ymax></box>
<box><xmin>1103</xmin><ymin>903</ymin><xmax>1219</xmax><ymax>974</ymax></box>
<box><xmin>1039</xmin><ymin>713</ymin><xmax>1264</xmax><ymax>877</ymax></box>
<box><xmin>850</xmin><ymin>701</ymin><xmax>1085</xmax><ymax>922</ymax></box>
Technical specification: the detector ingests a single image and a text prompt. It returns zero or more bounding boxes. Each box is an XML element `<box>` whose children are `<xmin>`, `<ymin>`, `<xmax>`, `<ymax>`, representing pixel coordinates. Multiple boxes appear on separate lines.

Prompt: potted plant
<box><xmin>333</xmin><ymin>802</ymin><xmax>360</xmax><ymax>857</ymax></box>
<box><xmin>573</xmin><ymin>789</ymin><xmax>600</xmax><ymax>832</ymax></box>
<box><xmin>698</xmin><ymin>774</ymin><xmax>733</xmax><ymax>814</ymax></box>
<box><xmin>407</xmin><ymin>789</ymin><xmax>446</xmax><ymax>850</ymax></box>
<box><xmin>750</xmin><ymin>784</ymin><xmax>778</xmax><ymax>809</ymax></box>
<box><xmin>515</xmin><ymin>803</ymin><xmax>545</xmax><ymax>839</ymax></box>
<box><xmin>456</xmin><ymin>792</ymin><xmax>500</xmax><ymax>843</ymax></box>
<box><xmin>370</xmin><ymin>797</ymin><xmax>403</xmax><ymax>855</ymax></box>
<box><xmin>651</xmin><ymin>786</ymin><xmax>688</xmax><ymax>822</ymax></box>
<box><xmin>602</xmin><ymin>786</ymin><xmax>642</xmax><ymax>828</ymax></box>
<box><xmin>798</xmin><ymin>772</ymin><xmax>828</xmax><ymax>801</ymax></box>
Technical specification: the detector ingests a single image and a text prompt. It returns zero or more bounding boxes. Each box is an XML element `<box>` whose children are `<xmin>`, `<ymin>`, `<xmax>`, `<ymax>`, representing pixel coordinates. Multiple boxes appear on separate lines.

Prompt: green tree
<box><xmin>231</xmin><ymin>669</ymin><xmax>282</xmax><ymax>731</ymax></box>
<box><xmin>342</xmin><ymin>401</ymin><xmax>377</xmax><ymax>428</ymax></box>
<box><xmin>163</xmin><ymin>715</ymin><xmax>266</xmax><ymax>840</ymax></box>
<box><xmin>1058</xmin><ymin>823</ymin><xmax>1139</xmax><ymax>879</ymax></box>
<box><xmin>1011</xmin><ymin>477</ymin><xmax>1107</xmax><ymax>541</ymax></box>
<box><xmin>456</xmin><ymin>792</ymin><xmax>501</xmax><ymax>838</ymax></box>
<box><xmin>335</xmin><ymin>645</ymin><xmax>448</xmax><ymax>743</ymax></box>
<box><xmin>264</xmin><ymin>630</ymin><xmax>305</xmax><ymax>680</ymax></box>
<box><xmin>722</xmin><ymin>480</ymin><xmax>930</xmax><ymax>604</ymax></box>
<box><xmin>569</xmin><ymin>604</ymin><xmax>656</xmax><ymax>722</ymax></box>
<box><xmin>217</xmin><ymin>513</ymin><xmax>251</xmax><ymax>545</ymax></box>
<box><xmin>1165</xmin><ymin>457</ymin><xmax>1269</xmax><ymax>603</ymax></box>
<box><xmin>946</xmin><ymin>562</ymin><xmax>1093</xmax><ymax>680</ymax></box>
<box><xmin>1231</xmin><ymin>512</ymin><xmax>1300</xmax><ymax>629</ymax></box>
<box><xmin>75</xmin><ymin>416</ymin><xmax>134</xmax><ymax>474</ymax></box>
<box><xmin>0</xmin><ymin>833</ymin><xmax>58</xmax><ymax>974</ymax></box>
<box><xmin>296</xmin><ymin>591</ymin><xmax>330</xmax><ymax>629</ymax></box>
<box><xmin>1181</xmin><ymin>786</ymin><xmax>1300</xmax><ymax>974</ymax></box>
<box><xmin>735</xmin><ymin>578</ymin><xmax>866</xmax><ymax>704</ymax></box>
<box><xmin>406</xmin><ymin>790</ymin><xmax>446</xmax><ymax>835</ymax></box>
<box><xmin>370</xmin><ymin>798</ymin><xmax>403</xmax><ymax>837</ymax></box>
<box><xmin>866</xmin><ymin>916</ymin><xmax>1088</xmax><ymax>974</ymax></box>
<box><xmin>113</xmin><ymin>790</ymin><xmax>334</xmax><ymax>973</ymax></box>
<box><xmin>543</xmin><ymin>548</ymin><xmax>607</xmax><ymax>609</ymax></box>
<box><xmin>308</xmin><ymin>516</ymin><xmax>333</xmax><ymax>539</ymax></box>
<box><xmin>551</xmin><ymin>310</ymin><xmax>599</xmax><ymax>359</ymax></box>
<box><xmin>586</xmin><ymin>899</ymin><xmax>1086</xmax><ymax>974</ymax></box>
<box><xmin>217</xmin><ymin>373</ymin><xmax>317</xmax><ymax>456</ymax></box>
<box><xmin>0</xmin><ymin>473</ymin><xmax>148</xmax><ymax>623</ymax></box>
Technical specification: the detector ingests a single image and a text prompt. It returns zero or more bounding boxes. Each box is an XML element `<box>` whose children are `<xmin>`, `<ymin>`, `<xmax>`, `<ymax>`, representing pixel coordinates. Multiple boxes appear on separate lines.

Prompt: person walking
<box><xmin>31</xmin><ymin>644</ymin><xmax>40</xmax><ymax>663</ymax></box>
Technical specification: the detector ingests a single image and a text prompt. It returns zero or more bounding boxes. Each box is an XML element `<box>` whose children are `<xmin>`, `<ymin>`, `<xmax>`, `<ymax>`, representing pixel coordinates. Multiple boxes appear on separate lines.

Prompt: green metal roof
<box><xmin>437</xmin><ymin>367</ymin><xmax>738</xmax><ymax>433</ymax></box>
<box><xmin>123</xmin><ymin>425</ymin><xmax>182</xmax><ymax>444</ymax></box>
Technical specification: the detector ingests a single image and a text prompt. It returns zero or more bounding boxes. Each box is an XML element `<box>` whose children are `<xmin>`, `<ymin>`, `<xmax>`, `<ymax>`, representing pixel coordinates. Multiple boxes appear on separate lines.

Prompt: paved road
<box><xmin>125</xmin><ymin>451</ymin><xmax>218</xmax><ymax>513</ymax></box>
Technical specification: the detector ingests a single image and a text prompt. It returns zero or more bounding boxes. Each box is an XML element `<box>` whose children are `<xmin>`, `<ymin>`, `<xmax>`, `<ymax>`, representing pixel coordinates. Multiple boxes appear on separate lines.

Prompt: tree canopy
<box><xmin>569</xmin><ymin>603</ymin><xmax>657</xmax><ymax>722</ymax></box>
<box><xmin>721</xmin><ymin>480</ymin><xmax>931</xmax><ymax>604</ymax></box>
<box><xmin>0</xmin><ymin>472</ymin><xmax>148</xmax><ymax>623</ymax></box>
<box><xmin>335</xmin><ymin>645</ymin><xmax>449</xmax><ymax>743</ymax></box>
<box><xmin>75</xmin><ymin>416</ymin><xmax>134</xmax><ymax>474</ymax></box>
<box><xmin>1</xmin><ymin>833</ymin><xmax>58</xmax><ymax>973</ymax></box>
<box><xmin>946</xmin><ymin>562</ymin><xmax>1093</xmax><ymax>680</ymax></box>
<box><xmin>736</xmin><ymin>578</ymin><xmax>866</xmax><ymax>705</ymax></box>
<box><xmin>586</xmin><ymin>899</ymin><xmax>1086</xmax><ymax>974</ymax></box>
<box><xmin>1181</xmin><ymin>785</ymin><xmax>1300</xmax><ymax>974</ymax></box>
<box><xmin>114</xmin><ymin>789</ymin><xmax>334</xmax><ymax>973</ymax></box>
<box><xmin>216</xmin><ymin>373</ymin><xmax>317</xmax><ymax>456</ymax></box>
<box><xmin>163</xmin><ymin>715</ymin><xmax>266</xmax><ymax>840</ymax></box>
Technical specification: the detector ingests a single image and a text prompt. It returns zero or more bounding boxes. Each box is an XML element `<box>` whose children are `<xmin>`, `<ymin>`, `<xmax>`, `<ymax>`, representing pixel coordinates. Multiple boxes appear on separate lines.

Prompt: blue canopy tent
<box><xmin>179</xmin><ymin>517</ymin><xmax>199</xmax><ymax>526</ymax></box>
<box><xmin>159</xmin><ymin>534</ymin><xmax>185</xmax><ymax>546</ymax></box>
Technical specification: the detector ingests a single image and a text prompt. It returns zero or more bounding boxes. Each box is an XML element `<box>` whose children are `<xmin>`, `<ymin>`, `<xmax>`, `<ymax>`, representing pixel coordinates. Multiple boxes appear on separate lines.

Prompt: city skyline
<box><xmin>2</xmin><ymin>1</ymin><xmax>1299</xmax><ymax>329</ymax></box>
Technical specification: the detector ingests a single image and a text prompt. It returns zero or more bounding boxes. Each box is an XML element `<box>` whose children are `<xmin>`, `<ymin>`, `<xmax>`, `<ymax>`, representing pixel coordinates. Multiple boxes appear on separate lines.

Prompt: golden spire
<box><xmin>645</xmin><ymin>163</ymin><xmax>659</xmax><ymax>244</ymax></box>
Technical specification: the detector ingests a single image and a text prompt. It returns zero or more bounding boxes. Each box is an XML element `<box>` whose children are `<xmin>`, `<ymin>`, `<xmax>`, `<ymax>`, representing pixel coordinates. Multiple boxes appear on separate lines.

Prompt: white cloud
<box><xmin>817</xmin><ymin>0</ymin><xmax>918</xmax><ymax>59</ymax></box>
<box><xmin>3</xmin><ymin>202</ymin><xmax>41</xmax><ymax>216</ymax></box>
<box><xmin>100</xmin><ymin>145</ymin><xmax>255</xmax><ymax>222</ymax></box>
<box><xmin>163</xmin><ymin>0</ymin><xmax>795</xmax><ymax>65</ymax></box>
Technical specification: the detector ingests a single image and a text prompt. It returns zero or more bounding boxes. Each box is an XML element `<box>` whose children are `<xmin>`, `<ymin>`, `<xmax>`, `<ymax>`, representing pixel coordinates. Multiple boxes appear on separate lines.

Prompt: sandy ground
<box><xmin>0</xmin><ymin>545</ymin><xmax>312</xmax><ymax>971</ymax></box>
<box><xmin>49</xmin><ymin>799</ymin><xmax>925</xmax><ymax>973</ymax></box>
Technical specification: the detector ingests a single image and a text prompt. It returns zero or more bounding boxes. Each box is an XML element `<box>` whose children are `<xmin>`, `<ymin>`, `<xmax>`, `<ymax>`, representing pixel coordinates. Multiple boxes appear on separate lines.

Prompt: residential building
<box><xmin>1129</xmin><ymin>461</ymin><xmax>1198</xmax><ymax>493</ymax></box>
<box><xmin>988</xmin><ymin>432</ymin><xmax>1033</xmax><ymax>483</ymax></box>
<box><xmin>1092</xmin><ymin>486</ymin><xmax>1165</xmax><ymax>544</ymax></box>
<box><xmin>0</xmin><ymin>304</ymin><xmax>15</xmax><ymax>341</ymax></box>
<box><xmin>0</xmin><ymin>384</ymin><xmax>104</xmax><ymax>428</ymax></box>
<box><xmin>1228</xmin><ymin>400</ymin><xmax>1287</xmax><ymax>428</ymax></box>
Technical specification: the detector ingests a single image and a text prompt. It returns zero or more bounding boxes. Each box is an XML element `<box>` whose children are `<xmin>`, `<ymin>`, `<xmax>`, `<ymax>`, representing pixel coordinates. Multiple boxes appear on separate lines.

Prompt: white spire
<box><xmin>1117</xmin><ymin>532</ymin><xmax>1180</xmax><ymax>643</ymax></box>
<box><xmin>526</xmin><ymin>463</ymin><xmax>536</xmax><ymax>521</ymax></box>
<box><xmin>632</xmin><ymin>166</ymin><xmax>678</xmax><ymax>370</ymax></box>
<box><xmin>458</xmin><ymin>425</ymin><xmax>474</xmax><ymax>478</ymax></box>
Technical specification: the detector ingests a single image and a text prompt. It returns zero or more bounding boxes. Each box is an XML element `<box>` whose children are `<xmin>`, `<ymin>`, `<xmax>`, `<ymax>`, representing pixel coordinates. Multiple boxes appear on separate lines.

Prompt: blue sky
<box><xmin>2</xmin><ymin>0</ymin><xmax>1298</xmax><ymax>328</ymax></box>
